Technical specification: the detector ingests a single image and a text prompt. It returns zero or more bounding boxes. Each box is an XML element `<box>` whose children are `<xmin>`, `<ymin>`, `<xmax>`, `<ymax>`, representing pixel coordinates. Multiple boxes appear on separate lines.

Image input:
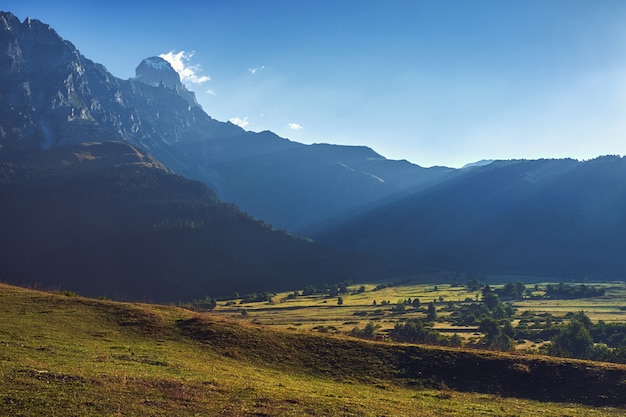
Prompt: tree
<box><xmin>570</xmin><ymin>311</ymin><xmax>592</xmax><ymax>329</ymax></box>
<box><xmin>362</xmin><ymin>322</ymin><xmax>377</xmax><ymax>338</ymax></box>
<box><xmin>479</xmin><ymin>317</ymin><xmax>500</xmax><ymax>337</ymax></box>
<box><xmin>548</xmin><ymin>320</ymin><xmax>593</xmax><ymax>358</ymax></box>
<box><xmin>391</xmin><ymin>319</ymin><xmax>438</xmax><ymax>344</ymax></box>
<box><xmin>482</xmin><ymin>285</ymin><xmax>492</xmax><ymax>296</ymax></box>
<box><xmin>499</xmin><ymin>281</ymin><xmax>526</xmax><ymax>299</ymax></box>
<box><xmin>193</xmin><ymin>296</ymin><xmax>216</xmax><ymax>311</ymax></box>
<box><xmin>449</xmin><ymin>333</ymin><xmax>463</xmax><ymax>348</ymax></box>
<box><xmin>466</xmin><ymin>278</ymin><xmax>480</xmax><ymax>292</ymax></box>
<box><xmin>394</xmin><ymin>300</ymin><xmax>406</xmax><ymax>313</ymax></box>
<box><xmin>350</xmin><ymin>322</ymin><xmax>379</xmax><ymax>339</ymax></box>
<box><xmin>337</xmin><ymin>296</ymin><xmax>344</xmax><ymax>305</ymax></box>
<box><xmin>479</xmin><ymin>317</ymin><xmax>514</xmax><ymax>351</ymax></box>
<box><xmin>412</xmin><ymin>298</ymin><xmax>421</xmax><ymax>308</ymax></box>
<box><xmin>483</xmin><ymin>292</ymin><xmax>500</xmax><ymax>310</ymax></box>
<box><xmin>426</xmin><ymin>302</ymin><xmax>437</xmax><ymax>321</ymax></box>
<box><xmin>503</xmin><ymin>320</ymin><xmax>516</xmax><ymax>338</ymax></box>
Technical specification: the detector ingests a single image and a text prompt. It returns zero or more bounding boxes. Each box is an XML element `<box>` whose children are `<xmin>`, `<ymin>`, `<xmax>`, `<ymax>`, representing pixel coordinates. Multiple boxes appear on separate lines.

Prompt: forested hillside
<box><xmin>0</xmin><ymin>142</ymin><xmax>381</xmax><ymax>301</ymax></box>
<box><xmin>317</xmin><ymin>157</ymin><xmax>626</xmax><ymax>279</ymax></box>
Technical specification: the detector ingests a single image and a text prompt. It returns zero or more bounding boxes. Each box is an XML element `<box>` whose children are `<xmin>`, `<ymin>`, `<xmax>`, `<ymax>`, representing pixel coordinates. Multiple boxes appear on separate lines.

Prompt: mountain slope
<box><xmin>318</xmin><ymin>157</ymin><xmax>626</xmax><ymax>278</ymax></box>
<box><xmin>0</xmin><ymin>142</ymin><xmax>379</xmax><ymax>301</ymax></box>
<box><xmin>0</xmin><ymin>11</ymin><xmax>450</xmax><ymax>233</ymax></box>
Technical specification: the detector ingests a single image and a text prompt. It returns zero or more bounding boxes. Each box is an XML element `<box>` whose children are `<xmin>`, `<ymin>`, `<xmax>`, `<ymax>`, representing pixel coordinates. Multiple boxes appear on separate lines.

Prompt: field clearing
<box><xmin>513</xmin><ymin>283</ymin><xmax>626</xmax><ymax>323</ymax></box>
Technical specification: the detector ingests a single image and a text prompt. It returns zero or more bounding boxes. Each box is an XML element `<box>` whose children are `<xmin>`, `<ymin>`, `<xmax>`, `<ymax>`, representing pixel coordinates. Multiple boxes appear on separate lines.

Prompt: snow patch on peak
<box><xmin>143</xmin><ymin>56</ymin><xmax>172</xmax><ymax>71</ymax></box>
<box><xmin>135</xmin><ymin>56</ymin><xmax>180</xmax><ymax>87</ymax></box>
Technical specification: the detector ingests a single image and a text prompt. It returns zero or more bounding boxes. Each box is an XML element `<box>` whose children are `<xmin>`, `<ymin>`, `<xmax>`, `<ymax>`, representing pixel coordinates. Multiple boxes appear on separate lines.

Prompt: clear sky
<box><xmin>6</xmin><ymin>1</ymin><xmax>626</xmax><ymax>167</ymax></box>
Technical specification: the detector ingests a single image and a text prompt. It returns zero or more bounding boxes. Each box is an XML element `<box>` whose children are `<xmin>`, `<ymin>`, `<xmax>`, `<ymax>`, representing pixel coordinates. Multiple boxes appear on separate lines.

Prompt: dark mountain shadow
<box><xmin>0</xmin><ymin>142</ymin><xmax>384</xmax><ymax>301</ymax></box>
<box><xmin>317</xmin><ymin>157</ymin><xmax>626</xmax><ymax>279</ymax></box>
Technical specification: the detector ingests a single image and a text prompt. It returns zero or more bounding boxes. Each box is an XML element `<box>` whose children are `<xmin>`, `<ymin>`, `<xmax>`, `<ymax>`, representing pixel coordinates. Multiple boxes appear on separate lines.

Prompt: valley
<box><xmin>209</xmin><ymin>278</ymin><xmax>626</xmax><ymax>331</ymax></box>
<box><xmin>207</xmin><ymin>278</ymin><xmax>626</xmax><ymax>355</ymax></box>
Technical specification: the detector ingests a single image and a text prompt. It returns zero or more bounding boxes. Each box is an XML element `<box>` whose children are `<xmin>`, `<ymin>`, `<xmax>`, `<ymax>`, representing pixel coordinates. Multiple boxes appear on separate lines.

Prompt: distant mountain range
<box><xmin>1</xmin><ymin>10</ymin><xmax>625</xmax><ymax>296</ymax></box>
<box><xmin>316</xmin><ymin>157</ymin><xmax>626</xmax><ymax>279</ymax></box>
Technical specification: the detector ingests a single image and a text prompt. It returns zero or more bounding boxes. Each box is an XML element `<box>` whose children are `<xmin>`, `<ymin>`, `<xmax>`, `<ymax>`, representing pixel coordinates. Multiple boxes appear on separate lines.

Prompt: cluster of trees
<box><xmin>373</xmin><ymin>283</ymin><xmax>393</xmax><ymax>291</ymax></box>
<box><xmin>477</xmin><ymin>317</ymin><xmax>515</xmax><ymax>351</ymax></box>
<box><xmin>389</xmin><ymin>297</ymin><xmax>422</xmax><ymax>312</ymax></box>
<box><xmin>451</xmin><ymin>287</ymin><xmax>515</xmax><ymax>325</ymax></box>
<box><xmin>544</xmin><ymin>283</ymin><xmax>605</xmax><ymax>299</ymax></box>
<box><xmin>349</xmin><ymin>322</ymin><xmax>380</xmax><ymax>339</ymax></box>
<box><xmin>496</xmin><ymin>281</ymin><xmax>528</xmax><ymax>299</ymax></box>
<box><xmin>239</xmin><ymin>292</ymin><xmax>275</xmax><ymax>304</ymax></box>
<box><xmin>301</xmin><ymin>281</ymin><xmax>354</xmax><ymax>297</ymax></box>
<box><xmin>446</xmin><ymin>286</ymin><xmax>517</xmax><ymax>351</ymax></box>
<box><xmin>466</xmin><ymin>280</ymin><xmax>607</xmax><ymax>302</ymax></box>
<box><xmin>390</xmin><ymin>319</ymin><xmax>462</xmax><ymax>347</ymax></box>
<box><xmin>547</xmin><ymin>311</ymin><xmax>626</xmax><ymax>363</ymax></box>
<box><xmin>182</xmin><ymin>296</ymin><xmax>217</xmax><ymax>311</ymax></box>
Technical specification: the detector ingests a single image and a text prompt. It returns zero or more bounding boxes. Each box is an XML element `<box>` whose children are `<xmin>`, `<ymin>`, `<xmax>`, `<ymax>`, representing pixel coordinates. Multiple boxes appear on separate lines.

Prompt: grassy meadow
<box><xmin>2</xmin><ymin>283</ymin><xmax>626</xmax><ymax>415</ymax></box>
<box><xmin>211</xmin><ymin>280</ymin><xmax>626</xmax><ymax>339</ymax></box>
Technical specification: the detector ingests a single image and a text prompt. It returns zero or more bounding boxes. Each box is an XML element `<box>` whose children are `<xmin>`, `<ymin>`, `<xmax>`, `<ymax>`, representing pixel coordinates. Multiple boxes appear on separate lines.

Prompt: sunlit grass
<box><xmin>215</xmin><ymin>281</ymin><xmax>626</xmax><ymax>335</ymax></box>
<box><xmin>1</xmin><ymin>283</ymin><xmax>626</xmax><ymax>416</ymax></box>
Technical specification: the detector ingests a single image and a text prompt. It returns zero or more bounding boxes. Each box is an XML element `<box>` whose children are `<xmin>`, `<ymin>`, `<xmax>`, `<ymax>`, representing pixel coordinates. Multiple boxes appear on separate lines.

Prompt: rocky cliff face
<box><xmin>0</xmin><ymin>12</ymin><xmax>235</xmax><ymax>153</ymax></box>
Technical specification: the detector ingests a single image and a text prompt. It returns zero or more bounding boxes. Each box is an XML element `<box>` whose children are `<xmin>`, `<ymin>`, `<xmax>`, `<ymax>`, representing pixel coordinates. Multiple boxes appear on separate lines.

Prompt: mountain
<box><xmin>134</xmin><ymin>56</ymin><xmax>201</xmax><ymax>107</ymax></box>
<box><xmin>0</xmin><ymin>11</ymin><xmax>451</xmax><ymax>233</ymax></box>
<box><xmin>461</xmin><ymin>159</ymin><xmax>495</xmax><ymax>169</ymax></box>
<box><xmin>4</xmin><ymin>11</ymin><xmax>626</xmax><ymax>284</ymax></box>
<box><xmin>317</xmin><ymin>156</ymin><xmax>626</xmax><ymax>279</ymax></box>
<box><xmin>0</xmin><ymin>141</ymin><xmax>381</xmax><ymax>301</ymax></box>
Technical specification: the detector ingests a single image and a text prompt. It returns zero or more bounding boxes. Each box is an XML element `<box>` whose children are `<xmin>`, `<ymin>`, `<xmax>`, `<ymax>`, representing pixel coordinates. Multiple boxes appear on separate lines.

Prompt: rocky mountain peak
<box><xmin>134</xmin><ymin>56</ymin><xmax>199</xmax><ymax>107</ymax></box>
<box><xmin>135</xmin><ymin>56</ymin><xmax>180</xmax><ymax>88</ymax></box>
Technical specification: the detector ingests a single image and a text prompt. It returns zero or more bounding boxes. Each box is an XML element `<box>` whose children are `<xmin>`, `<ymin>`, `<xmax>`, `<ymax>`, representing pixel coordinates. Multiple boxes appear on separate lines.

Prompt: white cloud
<box><xmin>205</xmin><ymin>89</ymin><xmax>216</xmax><ymax>96</ymax></box>
<box><xmin>288</xmin><ymin>123</ymin><xmax>303</xmax><ymax>130</ymax></box>
<box><xmin>248</xmin><ymin>66</ymin><xmax>265</xmax><ymax>75</ymax></box>
<box><xmin>229</xmin><ymin>116</ymin><xmax>249</xmax><ymax>128</ymax></box>
<box><xmin>159</xmin><ymin>51</ymin><xmax>211</xmax><ymax>85</ymax></box>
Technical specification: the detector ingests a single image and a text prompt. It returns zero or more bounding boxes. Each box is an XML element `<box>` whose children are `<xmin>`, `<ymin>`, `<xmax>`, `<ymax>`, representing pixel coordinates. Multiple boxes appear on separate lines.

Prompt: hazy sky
<box><xmin>6</xmin><ymin>1</ymin><xmax>626</xmax><ymax>167</ymax></box>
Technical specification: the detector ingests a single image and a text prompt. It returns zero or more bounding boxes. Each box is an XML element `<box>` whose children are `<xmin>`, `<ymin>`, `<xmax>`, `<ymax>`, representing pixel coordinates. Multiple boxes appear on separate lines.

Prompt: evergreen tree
<box><xmin>426</xmin><ymin>302</ymin><xmax>437</xmax><ymax>321</ymax></box>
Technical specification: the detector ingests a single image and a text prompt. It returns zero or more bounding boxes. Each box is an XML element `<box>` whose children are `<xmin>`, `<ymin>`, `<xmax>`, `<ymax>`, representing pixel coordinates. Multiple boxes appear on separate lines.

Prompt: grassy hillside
<box><xmin>1</xmin><ymin>283</ymin><xmax>626</xmax><ymax>416</ymax></box>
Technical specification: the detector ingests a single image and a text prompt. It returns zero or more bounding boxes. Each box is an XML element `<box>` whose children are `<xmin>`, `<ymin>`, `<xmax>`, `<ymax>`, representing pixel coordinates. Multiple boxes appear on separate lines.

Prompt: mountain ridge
<box><xmin>3</xmin><ymin>10</ymin><xmax>626</xmax><ymax>284</ymax></box>
<box><xmin>317</xmin><ymin>155</ymin><xmax>626</xmax><ymax>278</ymax></box>
<box><xmin>0</xmin><ymin>10</ymin><xmax>451</xmax><ymax>232</ymax></box>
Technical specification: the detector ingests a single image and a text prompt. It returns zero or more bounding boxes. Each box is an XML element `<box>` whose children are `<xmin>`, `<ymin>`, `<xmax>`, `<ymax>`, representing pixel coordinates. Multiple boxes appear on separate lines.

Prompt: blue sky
<box><xmin>6</xmin><ymin>1</ymin><xmax>626</xmax><ymax>167</ymax></box>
